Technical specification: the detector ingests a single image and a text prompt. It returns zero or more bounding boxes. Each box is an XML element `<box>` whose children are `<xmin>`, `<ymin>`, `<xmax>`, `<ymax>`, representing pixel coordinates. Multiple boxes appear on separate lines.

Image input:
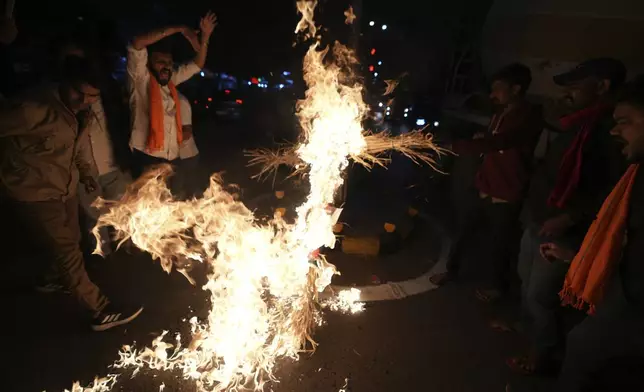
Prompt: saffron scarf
<box><xmin>560</xmin><ymin>164</ymin><xmax>640</xmax><ymax>314</ymax></box>
<box><xmin>548</xmin><ymin>103</ymin><xmax>611</xmax><ymax>208</ymax></box>
<box><xmin>147</xmin><ymin>76</ymin><xmax>183</xmax><ymax>152</ymax></box>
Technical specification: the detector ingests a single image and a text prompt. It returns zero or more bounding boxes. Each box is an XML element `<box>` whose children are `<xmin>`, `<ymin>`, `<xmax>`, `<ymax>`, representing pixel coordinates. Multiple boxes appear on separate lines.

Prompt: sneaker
<box><xmin>34</xmin><ymin>282</ymin><xmax>71</xmax><ymax>295</ymax></box>
<box><xmin>91</xmin><ymin>304</ymin><xmax>143</xmax><ymax>332</ymax></box>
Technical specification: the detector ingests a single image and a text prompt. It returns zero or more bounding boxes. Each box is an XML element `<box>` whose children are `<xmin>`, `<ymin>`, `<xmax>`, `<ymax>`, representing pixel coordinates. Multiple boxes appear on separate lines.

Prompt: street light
<box><xmin>369</xmin><ymin>21</ymin><xmax>375</xmax><ymax>26</ymax></box>
<box><xmin>381</xmin><ymin>24</ymin><xmax>387</xmax><ymax>30</ymax></box>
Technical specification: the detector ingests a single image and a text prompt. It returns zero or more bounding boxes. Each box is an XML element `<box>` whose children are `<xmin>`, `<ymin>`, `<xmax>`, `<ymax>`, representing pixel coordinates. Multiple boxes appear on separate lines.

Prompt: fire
<box><xmin>79</xmin><ymin>1</ymin><xmax>365</xmax><ymax>391</ymax></box>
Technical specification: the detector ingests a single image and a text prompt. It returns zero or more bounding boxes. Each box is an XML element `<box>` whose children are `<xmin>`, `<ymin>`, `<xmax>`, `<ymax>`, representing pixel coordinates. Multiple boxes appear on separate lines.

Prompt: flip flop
<box><xmin>506</xmin><ymin>356</ymin><xmax>536</xmax><ymax>376</ymax></box>
<box><xmin>489</xmin><ymin>319</ymin><xmax>515</xmax><ymax>333</ymax></box>
<box><xmin>429</xmin><ymin>272</ymin><xmax>455</xmax><ymax>286</ymax></box>
<box><xmin>475</xmin><ymin>288</ymin><xmax>502</xmax><ymax>303</ymax></box>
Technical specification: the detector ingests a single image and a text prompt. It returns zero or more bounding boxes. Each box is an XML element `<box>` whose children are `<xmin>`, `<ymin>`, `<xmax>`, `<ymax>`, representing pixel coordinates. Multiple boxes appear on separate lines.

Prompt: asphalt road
<box><xmin>5</xmin><ymin>123</ymin><xmax>553</xmax><ymax>392</ymax></box>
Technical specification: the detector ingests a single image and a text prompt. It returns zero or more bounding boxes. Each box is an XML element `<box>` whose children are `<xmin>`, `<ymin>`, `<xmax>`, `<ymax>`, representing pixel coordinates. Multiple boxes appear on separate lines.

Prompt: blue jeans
<box><xmin>517</xmin><ymin>225</ymin><xmax>572</xmax><ymax>366</ymax></box>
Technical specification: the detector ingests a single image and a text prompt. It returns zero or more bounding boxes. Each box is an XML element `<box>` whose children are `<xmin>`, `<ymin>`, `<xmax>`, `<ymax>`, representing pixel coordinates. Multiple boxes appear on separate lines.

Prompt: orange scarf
<box><xmin>147</xmin><ymin>76</ymin><xmax>183</xmax><ymax>152</ymax></box>
<box><xmin>560</xmin><ymin>164</ymin><xmax>640</xmax><ymax>314</ymax></box>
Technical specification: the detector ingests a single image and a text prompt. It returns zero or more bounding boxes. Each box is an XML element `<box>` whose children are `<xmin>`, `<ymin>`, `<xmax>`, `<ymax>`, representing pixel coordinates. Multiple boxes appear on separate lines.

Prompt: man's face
<box><xmin>149</xmin><ymin>52</ymin><xmax>174</xmax><ymax>86</ymax></box>
<box><xmin>489</xmin><ymin>80</ymin><xmax>519</xmax><ymax>108</ymax></box>
<box><xmin>611</xmin><ymin>103</ymin><xmax>644</xmax><ymax>163</ymax></box>
<box><xmin>562</xmin><ymin>77</ymin><xmax>608</xmax><ymax>110</ymax></box>
<box><xmin>64</xmin><ymin>82</ymin><xmax>101</xmax><ymax>113</ymax></box>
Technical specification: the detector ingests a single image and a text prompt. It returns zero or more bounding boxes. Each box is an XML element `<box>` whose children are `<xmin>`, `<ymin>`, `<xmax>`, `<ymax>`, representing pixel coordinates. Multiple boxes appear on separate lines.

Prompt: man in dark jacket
<box><xmin>509</xmin><ymin>58</ymin><xmax>628</xmax><ymax>375</ymax></box>
<box><xmin>430</xmin><ymin>63</ymin><xmax>543</xmax><ymax>302</ymax></box>
<box><xmin>540</xmin><ymin>79</ymin><xmax>644</xmax><ymax>392</ymax></box>
<box><xmin>0</xmin><ymin>57</ymin><xmax>142</xmax><ymax>331</ymax></box>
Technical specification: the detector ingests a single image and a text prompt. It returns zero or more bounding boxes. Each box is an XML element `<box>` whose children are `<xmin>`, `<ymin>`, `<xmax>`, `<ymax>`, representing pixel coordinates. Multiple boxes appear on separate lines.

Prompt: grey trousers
<box><xmin>517</xmin><ymin>225</ymin><xmax>573</xmax><ymax>365</ymax></box>
<box><xmin>78</xmin><ymin>170</ymin><xmax>131</xmax><ymax>253</ymax></box>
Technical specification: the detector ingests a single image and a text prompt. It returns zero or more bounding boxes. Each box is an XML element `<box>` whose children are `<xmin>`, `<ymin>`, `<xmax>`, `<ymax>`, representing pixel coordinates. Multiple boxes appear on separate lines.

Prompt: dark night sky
<box><xmin>9</xmin><ymin>0</ymin><xmax>488</xmax><ymax>83</ymax></box>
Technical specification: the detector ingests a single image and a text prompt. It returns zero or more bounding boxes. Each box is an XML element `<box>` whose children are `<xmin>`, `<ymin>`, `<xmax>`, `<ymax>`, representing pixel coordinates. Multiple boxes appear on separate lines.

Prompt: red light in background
<box><xmin>368</xmin><ymin>65</ymin><xmax>374</xmax><ymax>72</ymax></box>
<box><xmin>251</xmin><ymin>77</ymin><xmax>259</xmax><ymax>84</ymax></box>
<box><xmin>207</xmin><ymin>97</ymin><xmax>213</xmax><ymax>102</ymax></box>
<box><xmin>224</xmin><ymin>89</ymin><xmax>231</xmax><ymax>94</ymax></box>
<box><xmin>205</xmin><ymin>105</ymin><xmax>209</xmax><ymax>109</ymax></box>
<box><xmin>235</xmin><ymin>99</ymin><xmax>243</xmax><ymax>104</ymax></box>
<box><xmin>194</xmin><ymin>100</ymin><xmax>198</xmax><ymax>104</ymax></box>
<box><xmin>370</xmin><ymin>48</ymin><xmax>376</xmax><ymax>55</ymax></box>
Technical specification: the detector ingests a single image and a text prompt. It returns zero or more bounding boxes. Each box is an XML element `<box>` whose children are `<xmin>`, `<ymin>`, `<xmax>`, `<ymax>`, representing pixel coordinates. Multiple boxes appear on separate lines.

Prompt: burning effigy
<box><xmin>66</xmin><ymin>2</ymin><xmax>441</xmax><ymax>391</ymax></box>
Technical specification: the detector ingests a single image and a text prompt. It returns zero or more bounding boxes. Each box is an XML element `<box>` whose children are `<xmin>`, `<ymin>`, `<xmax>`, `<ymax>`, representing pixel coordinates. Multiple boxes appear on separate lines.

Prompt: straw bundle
<box><xmin>245</xmin><ymin>130</ymin><xmax>449</xmax><ymax>180</ymax></box>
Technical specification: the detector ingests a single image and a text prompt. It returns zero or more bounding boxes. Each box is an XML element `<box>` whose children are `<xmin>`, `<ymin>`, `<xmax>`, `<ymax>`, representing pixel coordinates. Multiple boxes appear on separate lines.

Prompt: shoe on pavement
<box><xmin>35</xmin><ymin>282</ymin><xmax>71</xmax><ymax>295</ymax></box>
<box><xmin>91</xmin><ymin>304</ymin><xmax>143</xmax><ymax>332</ymax></box>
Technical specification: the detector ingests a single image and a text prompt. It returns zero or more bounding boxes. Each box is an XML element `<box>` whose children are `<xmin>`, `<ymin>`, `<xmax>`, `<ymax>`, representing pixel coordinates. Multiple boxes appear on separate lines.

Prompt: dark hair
<box><xmin>491</xmin><ymin>63</ymin><xmax>532</xmax><ymax>95</ymax></box>
<box><xmin>616</xmin><ymin>76</ymin><xmax>644</xmax><ymax>109</ymax></box>
<box><xmin>148</xmin><ymin>39</ymin><xmax>173</xmax><ymax>56</ymax></box>
<box><xmin>61</xmin><ymin>56</ymin><xmax>103</xmax><ymax>90</ymax></box>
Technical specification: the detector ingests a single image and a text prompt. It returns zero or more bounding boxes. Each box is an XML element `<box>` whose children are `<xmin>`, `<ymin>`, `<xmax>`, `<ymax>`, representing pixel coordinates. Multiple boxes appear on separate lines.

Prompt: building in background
<box><xmin>482</xmin><ymin>0</ymin><xmax>644</xmax><ymax>98</ymax></box>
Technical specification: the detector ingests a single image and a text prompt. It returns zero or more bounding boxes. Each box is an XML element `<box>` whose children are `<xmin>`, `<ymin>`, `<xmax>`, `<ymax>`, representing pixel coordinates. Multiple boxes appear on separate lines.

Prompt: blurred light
<box><xmin>236</xmin><ymin>99</ymin><xmax>243</xmax><ymax>104</ymax></box>
<box><xmin>433</xmin><ymin>121</ymin><xmax>440</xmax><ymax>127</ymax></box>
<box><xmin>378</xmin><ymin>102</ymin><xmax>384</xmax><ymax>107</ymax></box>
<box><xmin>404</xmin><ymin>108</ymin><xmax>409</xmax><ymax>113</ymax></box>
<box><xmin>374</xmin><ymin>72</ymin><xmax>379</xmax><ymax>77</ymax></box>
<box><xmin>205</xmin><ymin>105</ymin><xmax>209</xmax><ymax>109</ymax></box>
<box><xmin>279</xmin><ymin>83</ymin><xmax>285</xmax><ymax>89</ymax></box>
<box><xmin>200</xmin><ymin>71</ymin><xmax>205</xmax><ymax>77</ymax></box>
<box><xmin>247</xmin><ymin>81</ymin><xmax>252</xmax><ymax>86</ymax></box>
<box><xmin>207</xmin><ymin>97</ymin><xmax>213</xmax><ymax>102</ymax></box>
<box><xmin>224</xmin><ymin>89</ymin><xmax>231</xmax><ymax>94</ymax></box>
<box><xmin>416</xmin><ymin>118</ymin><xmax>426</xmax><ymax>126</ymax></box>
<box><xmin>404</xmin><ymin>113</ymin><xmax>408</xmax><ymax>118</ymax></box>
<box><xmin>386</xmin><ymin>106</ymin><xmax>391</xmax><ymax>110</ymax></box>
<box><xmin>251</xmin><ymin>77</ymin><xmax>259</xmax><ymax>84</ymax></box>
<box><xmin>378</xmin><ymin>61</ymin><xmax>382</xmax><ymax>65</ymax></box>
<box><xmin>381</xmin><ymin>24</ymin><xmax>387</xmax><ymax>30</ymax></box>
<box><xmin>369</xmin><ymin>21</ymin><xmax>375</xmax><ymax>26</ymax></box>
<box><xmin>368</xmin><ymin>65</ymin><xmax>375</xmax><ymax>72</ymax></box>
<box><xmin>370</xmin><ymin>48</ymin><xmax>376</xmax><ymax>55</ymax></box>
<box><xmin>194</xmin><ymin>100</ymin><xmax>198</xmax><ymax>104</ymax></box>
<box><xmin>283</xmin><ymin>71</ymin><xmax>291</xmax><ymax>76</ymax></box>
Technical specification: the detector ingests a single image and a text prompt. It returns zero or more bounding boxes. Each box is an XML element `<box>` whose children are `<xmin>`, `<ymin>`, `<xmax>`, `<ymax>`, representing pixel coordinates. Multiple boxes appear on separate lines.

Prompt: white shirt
<box><xmin>126</xmin><ymin>45</ymin><xmax>201</xmax><ymax>161</ymax></box>
<box><xmin>178</xmin><ymin>93</ymin><xmax>199</xmax><ymax>159</ymax></box>
<box><xmin>88</xmin><ymin>99</ymin><xmax>118</xmax><ymax>176</ymax></box>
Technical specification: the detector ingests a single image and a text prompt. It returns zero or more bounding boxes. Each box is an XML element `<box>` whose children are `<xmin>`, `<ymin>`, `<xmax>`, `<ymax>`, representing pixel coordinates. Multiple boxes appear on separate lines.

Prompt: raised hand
<box><xmin>199</xmin><ymin>11</ymin><xmax>217</xmax><ymax>39</ymax></box>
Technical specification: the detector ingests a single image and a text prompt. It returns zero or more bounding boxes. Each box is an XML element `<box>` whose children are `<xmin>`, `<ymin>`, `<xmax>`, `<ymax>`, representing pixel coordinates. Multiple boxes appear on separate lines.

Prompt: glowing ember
<box><xmin>74</xmin><ymin>1</ymin><xmax>364</xmax><ymax>391</ymax></box>
<box><xmin>323</xmin><ymin>288</ymin><xmax>365</xmax><ymax>314</ymax></box>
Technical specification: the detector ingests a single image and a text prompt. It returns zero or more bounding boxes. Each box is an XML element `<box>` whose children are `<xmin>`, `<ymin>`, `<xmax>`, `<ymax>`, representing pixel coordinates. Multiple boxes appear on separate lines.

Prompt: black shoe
<box><xmin>91</xmin><ymin>304</ymin><xmax>143</xmax><ymax>332</ymax></box>
<box><xmin>34</xmin><ymin>282</ymin><xmax>71</xmax><ymax>295</ymax></box>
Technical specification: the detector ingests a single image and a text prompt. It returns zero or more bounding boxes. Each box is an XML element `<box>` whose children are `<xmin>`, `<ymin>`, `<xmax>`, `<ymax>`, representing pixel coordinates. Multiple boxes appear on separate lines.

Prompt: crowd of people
<box><xmin>431</xmin><ymin>59</ymin><xmax>644</xmax><ymax>390</ymax></box>
<box><xmin>1</xmin><ymin>8</ymin><xmax>643</xmax><ymax>392</ymax></box>
<box><xmin>0</xmin><ymin>12</ymin><xmax>216</xmax><ymax>332</ymax></box>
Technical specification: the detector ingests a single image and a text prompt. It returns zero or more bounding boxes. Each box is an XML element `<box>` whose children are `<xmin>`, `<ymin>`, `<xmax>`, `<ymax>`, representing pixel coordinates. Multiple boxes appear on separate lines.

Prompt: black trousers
<box><xmin>446</xmin><ymin>192</ymin><xmax>522</xmax><ymax>291</ymax></box>
<box><xmin>556</xmin><ymin>276</ymin><xmax>644</xmax><ymax>392</ymax></box>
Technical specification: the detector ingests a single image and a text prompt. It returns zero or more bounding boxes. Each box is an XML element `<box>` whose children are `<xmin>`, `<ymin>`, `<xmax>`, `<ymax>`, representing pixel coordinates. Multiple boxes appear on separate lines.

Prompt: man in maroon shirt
<box><xmin>430</xmin><ymin>63</ymin><xmax>543</xmax><ymax>302</ymax></box>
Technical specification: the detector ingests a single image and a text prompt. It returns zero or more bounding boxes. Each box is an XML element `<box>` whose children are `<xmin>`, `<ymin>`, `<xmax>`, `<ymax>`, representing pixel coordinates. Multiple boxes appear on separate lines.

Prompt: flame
<box><xmin>83</xmin><ymin>1</ymin><xmax>366</xmax><ymax>391</ymax></box>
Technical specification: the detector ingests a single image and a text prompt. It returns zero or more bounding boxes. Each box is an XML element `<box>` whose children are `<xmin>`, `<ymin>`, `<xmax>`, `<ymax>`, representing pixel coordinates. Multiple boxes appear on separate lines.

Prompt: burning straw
<box><xmin>246</xmin><ymin>130</ymin><xmax>448</xmax><ymax>180</ymax></box>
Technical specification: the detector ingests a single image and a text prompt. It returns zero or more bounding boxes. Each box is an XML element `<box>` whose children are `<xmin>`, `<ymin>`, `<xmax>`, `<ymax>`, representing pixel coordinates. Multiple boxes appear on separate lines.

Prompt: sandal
<box><xmin>475</xmin><ymin>288</ymin><xmax>502</xmax><ymax>303</ymax></box>
<box><xmin>489</xmin><ymin>319</ymin><xmax>515</xmax><ymax>333</ymax></box>
<box><xmin>429</xmin><ymin>272</ymin><xmax>455</xmax><ymax>286</ymax></box>
<box><xmin>506</xmin><ymin>356</ymin><xmax>536</xmax><ymax>376</ymax></box>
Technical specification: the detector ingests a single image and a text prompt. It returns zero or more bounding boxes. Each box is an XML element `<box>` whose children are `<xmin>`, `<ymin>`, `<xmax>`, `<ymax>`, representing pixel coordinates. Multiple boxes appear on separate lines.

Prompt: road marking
<box><xmin>328</xmin><ymin>233</ymin><xmax>451</xmax><ymax>302</ymax></box>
